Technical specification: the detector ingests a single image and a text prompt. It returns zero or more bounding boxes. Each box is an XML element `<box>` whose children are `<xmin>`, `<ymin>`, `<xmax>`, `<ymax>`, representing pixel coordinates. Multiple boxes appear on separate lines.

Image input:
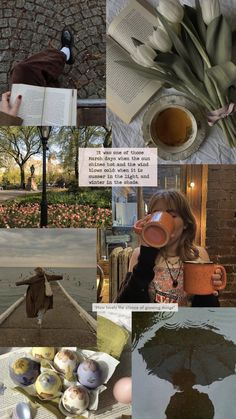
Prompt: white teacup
<box><xmin>143</xmin><ymin>100</ymin><xmax>198</xmax><ymax>155</ymax></box>
<box><xmin>150</xmin><ymin>105</ymin><xmax>197</xmax><ymax>148</ymax></box>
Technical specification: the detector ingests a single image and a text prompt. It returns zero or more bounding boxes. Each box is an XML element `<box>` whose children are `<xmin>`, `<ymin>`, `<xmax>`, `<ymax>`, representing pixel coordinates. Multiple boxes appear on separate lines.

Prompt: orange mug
<box><xmin>183</xmin><ymin>261</ymin><xmax>227</xmax><ymax>295</ymax></box>
<box><xmin>134</xmin><ymin>211</ymin><xmax>175</xmax><ymax>248</ymax></box>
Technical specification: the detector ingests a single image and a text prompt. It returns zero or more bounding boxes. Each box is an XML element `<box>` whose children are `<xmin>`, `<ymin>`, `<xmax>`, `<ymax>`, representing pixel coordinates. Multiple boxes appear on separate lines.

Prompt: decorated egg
<box><xmin>9</xmin><ymin>357</ymin><xmax>40</xmax><ymax>386</ymax></box>
<box><xmin>54</xmin><ymin>349</ymin><xmax>78</xmax><ymax>377</ymax></box>
<box><xmin>113</xmin><ymin>377</ymin><xmax>132</xmax><ymax>404</ymax></box>
<box><xmin>62</xmin><ymin>385</ymin><xmax>89</xmax><ymax>415</ymax></box>
<box><xmin>32</xmin><ymin>347</ymin><xmax>55</xmax><ymax>361</ymax></box>
<box><xmin>35</xmin><ymin>371</ymin><xmax>62</xmax><ymax>399</ymax></box>
<box><xmin>77</xmin><ymin>359</ymin><xmax>102</xmax><ymax>389</ymax></box>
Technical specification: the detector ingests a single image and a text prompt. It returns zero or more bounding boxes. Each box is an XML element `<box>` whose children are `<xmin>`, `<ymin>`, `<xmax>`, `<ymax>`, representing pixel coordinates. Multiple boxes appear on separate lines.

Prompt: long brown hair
<box><xmin>148</xmin><ymin>190</ymin><xmax>199</xmax><ymax>261</ymax></box>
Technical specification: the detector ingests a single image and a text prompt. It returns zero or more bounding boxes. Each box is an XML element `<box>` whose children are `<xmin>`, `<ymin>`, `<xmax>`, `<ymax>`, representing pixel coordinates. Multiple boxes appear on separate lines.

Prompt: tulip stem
<box><xmin>181</xmin><ymin>22</ymin><xmax>211</xmax><ymax>68</ymax></box>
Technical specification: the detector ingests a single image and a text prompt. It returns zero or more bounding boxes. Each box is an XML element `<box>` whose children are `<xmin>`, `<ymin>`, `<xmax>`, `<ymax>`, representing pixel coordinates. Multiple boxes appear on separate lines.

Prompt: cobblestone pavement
<box><xmin>0</xmin><ymin>0</ymin><xmax>106</xmax><ymax>98</ymax></box>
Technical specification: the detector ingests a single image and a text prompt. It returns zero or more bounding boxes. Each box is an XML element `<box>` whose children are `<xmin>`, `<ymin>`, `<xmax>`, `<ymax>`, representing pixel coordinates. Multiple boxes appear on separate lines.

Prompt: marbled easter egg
<box><xmin>9</xmin><ymin>357</ymin><xmax>40</xmax><ymax>386</ymax></box>
<box><xmin>32</xmin><ymin>347</ymin><xmax>55</xmax><ymax>361</ymax></box>
<box><xmin>77</xmin><ymin>359</ymin><xmax>102</xmax><ymax>389</ymax></box>
<box><xmin>62</xmin><ymin>385</ymin><xmax>89</xmax><ymax>415</ymax></box>
<box><xmin>35</xmin><ymin>371</ymin><xmax>62</xmax><ymax>399</ymax></box>
<box><xmin>54</xmin><ymin>349</ymin><xmax>78</xmax><ymax>376</ymax></box>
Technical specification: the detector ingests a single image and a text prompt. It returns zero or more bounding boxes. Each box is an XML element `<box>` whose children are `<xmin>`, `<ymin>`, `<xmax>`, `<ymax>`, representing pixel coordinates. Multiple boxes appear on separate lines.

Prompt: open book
<box><xmin>107</xmin><ymin>0</ymin><xmax>162</xmax><ymax>124</ymax></box>
<box><xmin>10</xmin><ymin>84</ymin><xmax>77</xmax><ymax>126</ymax></box>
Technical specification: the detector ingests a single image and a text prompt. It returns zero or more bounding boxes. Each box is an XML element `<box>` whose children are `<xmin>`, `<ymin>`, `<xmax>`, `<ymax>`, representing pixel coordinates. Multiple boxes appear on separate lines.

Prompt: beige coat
<box><xmin>16</xmin><ymin>273</ymin><xmax>63</xmax><ymax>318</ymax></box>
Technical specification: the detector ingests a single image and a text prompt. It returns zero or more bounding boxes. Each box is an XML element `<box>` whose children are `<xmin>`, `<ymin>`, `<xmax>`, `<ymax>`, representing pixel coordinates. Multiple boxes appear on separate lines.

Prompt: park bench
<box><xmin>77</xmin><ymin>98</ymin><xmax>106</xmax><ymax>126</ymax></box>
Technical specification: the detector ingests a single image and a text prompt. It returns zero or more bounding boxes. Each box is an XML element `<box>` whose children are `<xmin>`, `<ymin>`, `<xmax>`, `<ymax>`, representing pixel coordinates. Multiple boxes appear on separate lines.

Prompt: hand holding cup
<box><xmin>211</xmin><ymin>268</ymin><xmax>224</xmax><ymax>296</ymax></box>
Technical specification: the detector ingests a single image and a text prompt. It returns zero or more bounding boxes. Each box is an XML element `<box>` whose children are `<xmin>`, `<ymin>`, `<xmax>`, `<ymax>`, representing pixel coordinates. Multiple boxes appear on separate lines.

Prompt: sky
<box><xmin>0</xmin><ymin>229</ymin><xmax>96</xmax><ymax>267</ymax></box>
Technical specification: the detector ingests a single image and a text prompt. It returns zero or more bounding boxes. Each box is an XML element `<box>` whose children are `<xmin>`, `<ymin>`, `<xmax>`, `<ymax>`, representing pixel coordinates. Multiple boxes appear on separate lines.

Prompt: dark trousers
<box><xmin>10</xmin><ymin>48</ymin><xmax>66</xmax><ymax>88</ymax></box>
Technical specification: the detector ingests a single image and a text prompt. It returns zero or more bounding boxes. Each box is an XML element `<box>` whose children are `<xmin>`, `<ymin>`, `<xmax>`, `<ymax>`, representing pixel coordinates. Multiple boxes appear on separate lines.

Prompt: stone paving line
<box><xmin>0</xmin><ymin>282</ymin><xmax>97</xmax><ymax>347</ymax></box>
<box><xmin>0</xmin><ymin>189</ymin><xmax>37</xmax><ymax>202</ymax></box>
<box><xmin>0</xmin><ymin>0</ymin><xmax>106</xmax><ymax>98</ymax></box>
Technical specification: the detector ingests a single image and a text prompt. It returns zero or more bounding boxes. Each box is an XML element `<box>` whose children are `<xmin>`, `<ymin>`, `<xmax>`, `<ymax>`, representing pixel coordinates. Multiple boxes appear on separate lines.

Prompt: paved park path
<box><xmin>0</xmin><ymin>283</ymin><xmax>96</xmax><ymax>347</ymax></box>
<box><xmin>0</xmin><ymin>0</ymin><xmax>105</xmax><ymax>98</ymax></box>
<box><xmin>0</xmin><ymin>190</ymin><xmax>36</xmax><ymax>202</ymax></box>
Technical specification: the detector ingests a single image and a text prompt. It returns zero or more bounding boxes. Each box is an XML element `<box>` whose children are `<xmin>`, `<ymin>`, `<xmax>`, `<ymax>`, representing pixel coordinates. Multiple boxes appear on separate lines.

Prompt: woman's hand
<box><xmin>212</xmin><ymin>268</ymin><xmax>223</xmax><ymax>296</ymax></box>
<box><xmin>0</xmin><ymin>91</ymin><xmax>22</xmax><ymax>116</ymax></box>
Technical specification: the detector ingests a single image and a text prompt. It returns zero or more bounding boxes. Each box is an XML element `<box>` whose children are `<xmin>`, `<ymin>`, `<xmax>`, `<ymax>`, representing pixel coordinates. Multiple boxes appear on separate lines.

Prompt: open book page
<box><xmin>0</xmin><ymin>350</ymin><xmax>55</xmax><ymax>418</ymax></box>
<box><xmin>71</xmin><ymin>88</ymin><xmax>78</xmax><ymax>125</ymax></box>
<box><xmin>107</xmin><ymin>37</ymin><xmax>161</xmax><ymax>123</ymax></box>
<box><xmin>10</xmin><ymin>84</ymin><xmax>45</xmax><ymax>126</ymax></box>
<box><xmin>108</xmin><ymin>0</ymin><xmax>157</xmax><ymax>55</ymax></box>
<box><xmin>42</xmin><ymin>88</ymin><xmax>77</xmax><ymax>126</ymax></box>
<box><xmin>91</xmin><ymin>403</ymin><xmax>131</xmax><ymax>418</ymax></box>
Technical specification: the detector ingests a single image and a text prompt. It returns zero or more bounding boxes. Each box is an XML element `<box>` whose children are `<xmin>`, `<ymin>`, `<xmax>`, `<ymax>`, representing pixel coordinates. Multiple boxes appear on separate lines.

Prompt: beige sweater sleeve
<box><xmin>0</xmin><ymin>111</ymin><xmax>23</xmax><ymax>126</ymax></box>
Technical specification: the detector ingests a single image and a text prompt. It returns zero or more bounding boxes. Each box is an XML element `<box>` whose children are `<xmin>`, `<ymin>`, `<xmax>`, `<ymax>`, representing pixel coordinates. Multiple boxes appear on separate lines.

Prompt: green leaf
<box><xmin>206</xmin><ymin>15</ymin><xmax>232</xmax><ymax>65</ymax></box>
<box><xmin>206</xmin><ymin>61</ymin><xmax>236</xmax><ymax>94</ymax></box>
<box><xmin>155</xmin><ymin>52</ymin><xmax>206</xmax><ymax>94</ymax></box>
<box><xmin>181</xmin><ymin>21</ymin><xmax>211</xmax><ymax>67</ymax></box>
<box><xmin>183</xmin><ymin>5</ymin><xmax>200</xmax><ymax>39</ymax></box>
<box><xmin>156</xmin><ymin>53</ymin><xmax>214</xmax><ymax>107</ymax></box>
<box><xmin>204</xmin><ymin>70</ymin><xmax>221</xmax><ymax>108</ymax></box>
<box><xmin>196</xmin><ymin>0</ymin><xmax>207</xmax><ymax>43</ymax></box>
<box><xmin>156</xmin><ymin>10</ymin><xmax>190</xmax><ymax>64</ymax></box>
<box><xmin>181</xmin><ymin>27</ymin><xmax>204</xmax><ymax>81</ymax></box>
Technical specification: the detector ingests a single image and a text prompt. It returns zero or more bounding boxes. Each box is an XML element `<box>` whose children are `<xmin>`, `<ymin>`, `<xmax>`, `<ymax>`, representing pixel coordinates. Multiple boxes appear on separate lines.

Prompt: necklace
<box><xmin>163</xmin><ymin>256</ymin><xmax>180</xmax><ymax>268</ymax></box>
<box><xmin>164</xmin><ymin>257</ymin><xmax>183</xmax><ymax>288</ymax></box>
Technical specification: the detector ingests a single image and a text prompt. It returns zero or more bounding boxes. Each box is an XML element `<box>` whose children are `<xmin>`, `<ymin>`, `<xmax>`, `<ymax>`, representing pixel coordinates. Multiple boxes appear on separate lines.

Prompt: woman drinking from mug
<box><xmin>115</xmin><ymin>190</ymin><xmax>225</xmax><ymax>306</ymax></box>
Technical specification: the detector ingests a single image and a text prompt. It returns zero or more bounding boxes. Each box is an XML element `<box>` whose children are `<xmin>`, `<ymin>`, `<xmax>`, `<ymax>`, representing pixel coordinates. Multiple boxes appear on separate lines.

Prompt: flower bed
<box><xmin>0</xmin><ymin>203</ymin><xmax>112</xmax><ymax>228</ymax></box>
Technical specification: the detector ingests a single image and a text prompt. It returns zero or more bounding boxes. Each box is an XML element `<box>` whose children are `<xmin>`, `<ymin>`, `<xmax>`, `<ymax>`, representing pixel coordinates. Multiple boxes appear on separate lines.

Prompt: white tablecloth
<box><xmin>107</xmin><ymin>0</ymin><xmax>236</xmax><ymax>164</ymax></box>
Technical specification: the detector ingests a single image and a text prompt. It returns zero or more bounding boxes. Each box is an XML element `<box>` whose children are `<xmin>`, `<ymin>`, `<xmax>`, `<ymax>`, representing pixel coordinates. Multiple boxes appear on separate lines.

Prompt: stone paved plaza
<box><xmin>0</xmin><ymin>0</ymin><xmax>106</xmax><ymax>98</ymax></box>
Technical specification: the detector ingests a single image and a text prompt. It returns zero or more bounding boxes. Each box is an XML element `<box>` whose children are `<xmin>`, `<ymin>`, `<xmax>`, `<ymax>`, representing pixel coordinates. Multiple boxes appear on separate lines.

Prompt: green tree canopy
<box><xmin>49</xmin><ymin>126</ymin><xmax>112</xmax><ymax>181</ymax></box>
<box><xmin>0</xmin><ymin>127</ymin><xmax>41</xmax><ymax>188</ymax></box>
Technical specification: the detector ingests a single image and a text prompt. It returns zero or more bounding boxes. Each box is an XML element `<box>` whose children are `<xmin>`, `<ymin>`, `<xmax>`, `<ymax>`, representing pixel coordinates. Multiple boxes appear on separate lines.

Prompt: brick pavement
<box><xmin>0</xmin><ymin>0</ymin><xmax>106</xmax><ymax>98</ymax></box>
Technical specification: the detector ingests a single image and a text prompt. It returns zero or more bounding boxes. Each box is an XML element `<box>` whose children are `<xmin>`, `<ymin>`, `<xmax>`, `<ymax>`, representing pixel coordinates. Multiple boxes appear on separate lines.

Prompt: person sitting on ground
<box><xmin>0</xmin><ymin>28</ymin><xmax>74</xmax><ymax>126</ymax></box>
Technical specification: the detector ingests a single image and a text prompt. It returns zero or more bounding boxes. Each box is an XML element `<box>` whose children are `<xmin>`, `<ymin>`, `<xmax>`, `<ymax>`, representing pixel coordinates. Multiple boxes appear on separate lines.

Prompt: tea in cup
<box><xmin>183</xmin><ymin>261</ymin><xmax>227</xmax><ymax>295</ymax></box>
<box><xmin>150</xmin><ymin>105</ymin><xmax>197</xmax><ymax>147</ymax></box>
<box><xmin>134</xmin><ymin>211</ymin><xmax>175</xmax><ymax>248</ymax></box>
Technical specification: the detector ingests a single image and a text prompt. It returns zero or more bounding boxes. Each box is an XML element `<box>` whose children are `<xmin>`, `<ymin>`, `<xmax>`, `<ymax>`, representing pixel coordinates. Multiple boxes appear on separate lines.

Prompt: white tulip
<box><xmin>148</xmin><ymin>26</ymin><xmax>172</xmax><ymax>52</ymax></box>
<box><xmin>157</xmin><ymin>0</ymin><xmax>184</xmax><ymax>24</ymax></box>
<box><xmin>158</xmin><ymin>18</ymin><xmax>181</xmax><ymax>35</ymax></box>
<box><xmin>200</xmin><ymin>0</ymin><xmax>221</xmax><ymax>25</ymax></box>
<box><xmin>131</xmin><ymin>44</ymin><xmax>157</xmax><ymax>68</ymax></box>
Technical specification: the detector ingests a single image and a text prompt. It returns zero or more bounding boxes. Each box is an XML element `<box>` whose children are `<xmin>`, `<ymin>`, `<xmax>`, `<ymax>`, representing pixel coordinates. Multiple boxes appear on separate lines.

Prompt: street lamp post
<box><xmin>38</xmin><ymin>126</ymin><xmax>52</xmax><ymax>228</ymax></box>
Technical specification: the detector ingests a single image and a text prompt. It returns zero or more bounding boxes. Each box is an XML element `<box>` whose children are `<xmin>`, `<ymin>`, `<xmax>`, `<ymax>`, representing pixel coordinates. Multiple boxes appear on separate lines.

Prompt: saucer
<box><xmin>142</xmin><ymin>94</ymin><xmax>208</xmax><ymax>161</ymax></box>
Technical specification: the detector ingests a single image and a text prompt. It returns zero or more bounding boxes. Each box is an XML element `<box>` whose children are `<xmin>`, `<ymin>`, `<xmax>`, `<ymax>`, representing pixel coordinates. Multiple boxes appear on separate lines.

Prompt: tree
<box><xmin>102</xmin><ymin>126</ymin><xmax>112</xmax><ymax>147</ymax></box>
<box><xmin>0</xmin><ymin>127</ymin><xmax>41</xmax><ymax>189</ymax></box>
<box><xmin>51</xmin><ymin>126</ymin><xmax>110</xmax><ymax>182</ymax></box>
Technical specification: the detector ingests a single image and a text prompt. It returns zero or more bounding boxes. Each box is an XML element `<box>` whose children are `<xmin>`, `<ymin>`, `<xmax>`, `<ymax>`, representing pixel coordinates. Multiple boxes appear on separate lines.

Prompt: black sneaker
<box><xmin>61</xmin><ymin>28</ymin><xmax>74</xmax><ymax>65</ymax></box>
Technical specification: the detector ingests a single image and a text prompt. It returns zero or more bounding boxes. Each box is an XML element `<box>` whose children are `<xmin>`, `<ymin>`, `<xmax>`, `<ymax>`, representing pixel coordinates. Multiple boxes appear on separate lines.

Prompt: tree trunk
<box><xmin>20</xmin><ymin>165</ymin><xmax>26</xmax><ymax>189</ymax></box>
<box><xmin>103</xmin><ymin>128</ymin><xmax>112</xmax><ymax>147</ymax></box>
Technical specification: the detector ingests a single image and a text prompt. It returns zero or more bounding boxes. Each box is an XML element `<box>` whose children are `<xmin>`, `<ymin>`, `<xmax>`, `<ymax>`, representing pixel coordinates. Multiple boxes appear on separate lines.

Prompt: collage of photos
<box><xmin>0</xmin><ymin>0</ymin><xmax>236</xmax><ymax>418</ymax></box>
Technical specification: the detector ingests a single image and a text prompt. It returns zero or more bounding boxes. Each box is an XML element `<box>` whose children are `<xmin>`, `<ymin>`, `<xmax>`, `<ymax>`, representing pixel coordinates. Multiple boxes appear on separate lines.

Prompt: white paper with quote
<box><xmin>79</xmin><ymin>148</ymin><xmax>158</xmax><ymax>186</ymax></box>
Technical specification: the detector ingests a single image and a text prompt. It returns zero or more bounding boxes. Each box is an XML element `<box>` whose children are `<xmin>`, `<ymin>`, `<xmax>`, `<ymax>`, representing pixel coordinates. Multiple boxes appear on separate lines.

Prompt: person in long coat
<box><xmin>16</xmin><ymin>267</ymin><xmax>63</xmax><ymax>327</ymax></box>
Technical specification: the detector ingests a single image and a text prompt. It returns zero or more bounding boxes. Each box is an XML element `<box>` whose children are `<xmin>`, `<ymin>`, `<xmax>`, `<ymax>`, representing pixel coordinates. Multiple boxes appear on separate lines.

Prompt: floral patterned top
<box><xmin>148</xmin><ymin>254</ymin><xmax>204</xmax><ymax>306</ymax></box>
